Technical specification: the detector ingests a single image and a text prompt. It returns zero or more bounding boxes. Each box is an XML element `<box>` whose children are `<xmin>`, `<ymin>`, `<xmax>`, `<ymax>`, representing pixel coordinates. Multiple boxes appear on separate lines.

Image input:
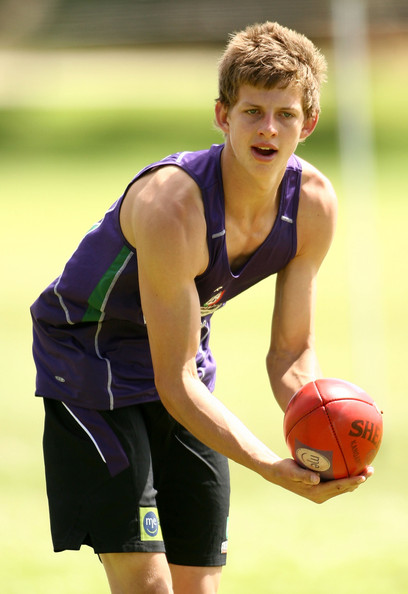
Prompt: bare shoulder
<box><xmin>298</xmin><ymin>158</ymin><xmax>337</xmax><ymax>216</ymax></box>
<box><xmin>120</xmin><ymin>165</ymin><xmax>208</xmax><ymax>276</ymax></box>
<box><xmin>296</xmin><ymin>157</ymin><xmax>338</xmax><ymax>257</ymax></box>
<box><xmin>122</xmin><ymin>166</ymin><xmax>205</xmax><ymax>237</ymax></box>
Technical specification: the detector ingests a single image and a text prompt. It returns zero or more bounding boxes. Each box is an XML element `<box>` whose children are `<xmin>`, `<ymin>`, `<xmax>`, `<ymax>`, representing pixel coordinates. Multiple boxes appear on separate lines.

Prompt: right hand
<box><xmin>267</xmin><ymin>458</ymin><xmax>373</xmax><ymax>504</ymax></box>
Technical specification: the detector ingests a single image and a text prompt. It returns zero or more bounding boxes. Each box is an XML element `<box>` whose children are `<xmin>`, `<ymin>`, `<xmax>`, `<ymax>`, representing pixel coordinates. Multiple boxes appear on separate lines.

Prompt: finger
<box><xmin>361</xmin><ymin>465</ymin><xmax>375</xmax><ymax>478</ymax></box>
<box><xmin>331</xmin><ymin>474</ymin><xmax>367</xmax><ymax>494</ymax></box>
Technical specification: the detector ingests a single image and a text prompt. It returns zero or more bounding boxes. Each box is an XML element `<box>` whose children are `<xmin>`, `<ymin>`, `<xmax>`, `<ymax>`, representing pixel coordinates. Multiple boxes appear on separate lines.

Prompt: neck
<box><xmin>220</xmin><ymin>146</ymin><xmax>289</xmax><ymax>271</ymax></box>
<box><xmin>220</xmin><ymin>144</ymin><xmax>287</xmax><ymax>219</ymax></box>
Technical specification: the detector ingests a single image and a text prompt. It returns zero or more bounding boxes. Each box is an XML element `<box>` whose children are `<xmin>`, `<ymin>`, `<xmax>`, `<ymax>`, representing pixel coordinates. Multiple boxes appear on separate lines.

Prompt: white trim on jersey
<box><xmin>61</xmin><ymin>402</ymin><xmax>107</xmax><ymax>464</ymax></box>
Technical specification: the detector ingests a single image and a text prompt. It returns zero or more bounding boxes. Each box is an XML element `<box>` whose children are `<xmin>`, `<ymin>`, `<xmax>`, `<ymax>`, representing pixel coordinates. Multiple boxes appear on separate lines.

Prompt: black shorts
<box><xmin>42</xmin><ymin>398</ymin><xmax>230</xmax><ymax>566</ymax></box>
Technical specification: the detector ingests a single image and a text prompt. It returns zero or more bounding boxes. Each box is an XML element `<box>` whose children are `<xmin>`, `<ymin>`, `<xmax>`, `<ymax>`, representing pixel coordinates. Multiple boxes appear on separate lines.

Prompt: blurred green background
<box><xmin>1</xmin><ymin>1</ymin><xmax>408</xmax><ymax>592</ymax></box>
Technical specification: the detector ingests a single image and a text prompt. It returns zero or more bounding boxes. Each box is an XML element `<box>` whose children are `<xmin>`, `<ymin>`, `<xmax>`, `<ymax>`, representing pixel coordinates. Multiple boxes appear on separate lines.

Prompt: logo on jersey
<box><xmin>200</xmin><ymin>287</ymin><xmax>226</xmax><ymax>316</ymax></box>
<box><xmin>140</xmin><ymin>508</ymin><xmax>163</xmax><ymax>542</ymax></box>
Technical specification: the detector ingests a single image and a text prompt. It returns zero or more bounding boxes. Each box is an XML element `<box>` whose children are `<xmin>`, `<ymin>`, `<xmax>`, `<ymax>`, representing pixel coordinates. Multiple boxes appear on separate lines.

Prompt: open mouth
<box><xmin>252</xmin><ymin>146</ymin><xmax>277</xmax><ymax>157</ymax></box>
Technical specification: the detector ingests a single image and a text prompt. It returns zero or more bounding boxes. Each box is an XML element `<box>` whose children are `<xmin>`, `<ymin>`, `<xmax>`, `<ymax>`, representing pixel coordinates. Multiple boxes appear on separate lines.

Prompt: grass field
<box><xmin>1</xmin><ymin>41</ymin><xmax>408</xmax><ymax>593</ymax></box>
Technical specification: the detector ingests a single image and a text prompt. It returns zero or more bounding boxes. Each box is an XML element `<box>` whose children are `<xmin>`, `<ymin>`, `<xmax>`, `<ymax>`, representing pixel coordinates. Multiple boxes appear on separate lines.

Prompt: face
<box><xmin>216</xmin><ymin>84</ymin><xmax>318</xmax><ymax>182</ymax></box>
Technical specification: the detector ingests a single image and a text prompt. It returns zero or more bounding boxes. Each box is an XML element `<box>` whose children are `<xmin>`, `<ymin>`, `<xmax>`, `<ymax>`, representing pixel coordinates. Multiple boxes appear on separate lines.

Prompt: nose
<box><xmin>258</xmin><ymin>114</ymin><xmax>278</xmax><ymax>137</ymax></box>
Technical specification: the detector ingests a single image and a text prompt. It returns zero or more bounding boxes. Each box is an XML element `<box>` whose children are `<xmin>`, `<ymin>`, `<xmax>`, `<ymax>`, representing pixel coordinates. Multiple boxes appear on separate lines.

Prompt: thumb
<box><xmin>302</xmin><ymin>471</ymin><xmax>320</xmax><ymax>485</ymax></box>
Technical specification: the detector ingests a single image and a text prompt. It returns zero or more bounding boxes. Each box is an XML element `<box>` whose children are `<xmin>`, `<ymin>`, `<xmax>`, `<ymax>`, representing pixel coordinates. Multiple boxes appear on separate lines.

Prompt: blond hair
<box><xmin>217</xmin><ymin>22</ymin><xmax>327</xmax><ymax>119</ymax></box>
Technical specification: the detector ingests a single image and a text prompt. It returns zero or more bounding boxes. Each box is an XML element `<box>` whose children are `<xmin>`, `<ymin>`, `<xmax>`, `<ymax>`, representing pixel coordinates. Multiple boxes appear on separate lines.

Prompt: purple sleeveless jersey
<box><xmin>31</xmin><ymin>144</ymin><xmax>302</xmax><ymax>410</ymax></box>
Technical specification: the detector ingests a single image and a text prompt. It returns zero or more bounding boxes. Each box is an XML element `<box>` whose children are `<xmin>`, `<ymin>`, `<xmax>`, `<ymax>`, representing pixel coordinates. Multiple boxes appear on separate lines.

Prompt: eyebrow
<box><xmin>241</xmin><ymin>101</ymin><xmax>301</xmax><ymax>113</ymax></box>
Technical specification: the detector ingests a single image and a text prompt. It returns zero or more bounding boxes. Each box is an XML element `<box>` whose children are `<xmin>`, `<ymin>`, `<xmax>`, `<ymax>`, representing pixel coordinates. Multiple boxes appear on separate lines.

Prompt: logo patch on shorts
<box><xmin>221</xmin><ymin>516</ymin><xmax>229</xmax><ymax>554</ymax></box>
<box><xmin>140</xmin><ymin>507</ymin><xmax>163</xmax><ymax>542</ymax></box>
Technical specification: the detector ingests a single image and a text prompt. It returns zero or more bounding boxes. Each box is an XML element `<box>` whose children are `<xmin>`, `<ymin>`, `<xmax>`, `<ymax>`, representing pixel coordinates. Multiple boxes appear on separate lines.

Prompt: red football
<box><xmin>283</xmin><ymin>378</ymin><xmax>383</xmax><ymax>480</ymax></box>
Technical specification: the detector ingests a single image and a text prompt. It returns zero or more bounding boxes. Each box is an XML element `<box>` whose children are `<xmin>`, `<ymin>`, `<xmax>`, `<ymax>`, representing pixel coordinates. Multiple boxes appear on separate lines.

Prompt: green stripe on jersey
<box><xmin>82</xmin><ymin>245</ymin><xmax>132</xmax><ymax>322</ymax></box>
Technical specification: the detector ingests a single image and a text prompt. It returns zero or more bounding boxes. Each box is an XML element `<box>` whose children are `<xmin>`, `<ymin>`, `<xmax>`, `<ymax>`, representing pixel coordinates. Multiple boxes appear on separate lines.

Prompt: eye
<box><xmin>281</xmin><ymin>111</ymin><xmax>294</xmax><ymax>119</ymax></box>
<box><xmin>246</xmin><ymin>108</ymin><xmax>259</xmax><ymax>115</ymax></box>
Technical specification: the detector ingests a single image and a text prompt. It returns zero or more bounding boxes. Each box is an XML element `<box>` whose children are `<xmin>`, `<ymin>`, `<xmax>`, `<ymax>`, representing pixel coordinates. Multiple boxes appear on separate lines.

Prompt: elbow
<box><xmin>153</xmin><ymin>372</ymin><xmax>179</xmax><ymax>416</ymax></box>
<box><xmin>267</xmin><ymin>336</ymin><xmax>315</xmax><ymax>370</ymax></box>
<box><xmin>153</xmin><ymin>366</ymin><xmax>195</xmax><ymax>422</ymax></box>
<box><xmin>266</xmin><ymin>346</ymin><xmax>294</xmax><ymax>377</ymax></box>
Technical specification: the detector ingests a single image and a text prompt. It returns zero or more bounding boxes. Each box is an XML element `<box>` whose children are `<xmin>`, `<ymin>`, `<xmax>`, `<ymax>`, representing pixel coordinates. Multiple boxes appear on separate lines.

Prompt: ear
<box><xmin>214</xmin><ymin>101</ymin><xmax>230</xmax><ymax>133</ymax></box>
<box><xmin>299</xmin><ymin>113</ymin><xmax>319</xmax><ymax>140</ymax></box>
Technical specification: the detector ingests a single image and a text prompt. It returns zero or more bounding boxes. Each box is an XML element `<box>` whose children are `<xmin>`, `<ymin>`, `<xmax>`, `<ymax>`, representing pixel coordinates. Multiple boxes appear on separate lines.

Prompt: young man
<box><xmin>31</xmin><ymin>21</ymin><xmax>373</xmax><ymax>594</ymax></box>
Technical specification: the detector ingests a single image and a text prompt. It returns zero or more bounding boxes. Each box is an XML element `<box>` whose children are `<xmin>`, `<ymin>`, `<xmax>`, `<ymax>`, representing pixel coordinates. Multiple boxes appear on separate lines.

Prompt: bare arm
<box><xmin>267</xmin><ymin>161</ymin><xmax>338</xmax><ymax>411</ymax></box>
<box><xmin>123</xmin><ymin>168</ymin><xmax>280</xmax><ymax>475</ymax></box>
<box><xmin>121</xmin><ymin>166</ymin><xmax>370</xmax><ymax>503</ymax></box>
